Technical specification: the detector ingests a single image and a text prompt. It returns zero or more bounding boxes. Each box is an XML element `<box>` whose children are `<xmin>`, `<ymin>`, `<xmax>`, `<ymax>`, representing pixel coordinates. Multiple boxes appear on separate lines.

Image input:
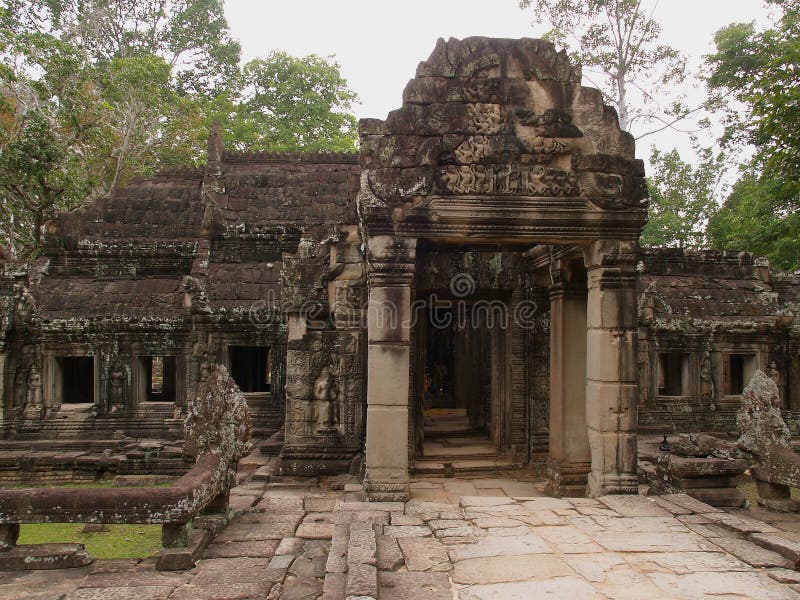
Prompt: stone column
<box><xmin>363</xmin><ymin>235</ymin><xmax>416</xmax><ymax>502</ymax></box>
<box><xmin>584</xmin><ymin>240</ymin><xmax>639</xmax><ymax>497</ymax></box>
<box><xmin>546</xmin><ymin>261</ymin><xmax>590</xmax><ymax>497</ymax></box>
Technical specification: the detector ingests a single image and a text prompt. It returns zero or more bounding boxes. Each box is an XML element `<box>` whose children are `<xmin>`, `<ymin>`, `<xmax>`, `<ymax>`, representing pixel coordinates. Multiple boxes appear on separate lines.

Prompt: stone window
<box><xmin>60</xmin><ymin>357</ymin><xmax>94</xmax><ymax>404</ymax></box>
<box><xmin>724</xmin><ymin>353</ymin><xmax>756</xmax><ymax>395</ymax></box>
<box><xmin>657</xmin><ymin>353</ymin><xmax>688</xmax><ymax>397</ymax></box>
<box><xmin>229</xmin><ymin>346</ymin><xmax>271</xmax><ymax>393</ymax></box>
<box><xmin>141</xmin><ymin>356</ymin><xmax>176</xmax><ymax>402</ymax></box>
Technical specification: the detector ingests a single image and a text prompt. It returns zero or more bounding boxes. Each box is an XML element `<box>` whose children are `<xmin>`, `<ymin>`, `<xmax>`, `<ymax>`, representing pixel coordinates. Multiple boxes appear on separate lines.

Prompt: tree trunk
<box><xmin>617</xmin><ymin>74</ymin><xmax>629</xmax><ymax>131</ymax></box>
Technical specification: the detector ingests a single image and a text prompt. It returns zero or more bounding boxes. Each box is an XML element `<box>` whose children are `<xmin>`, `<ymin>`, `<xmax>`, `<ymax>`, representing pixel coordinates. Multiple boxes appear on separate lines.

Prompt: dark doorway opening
<box><xmin>229</xmin><ymin>346</ymin><xmax>271</xmax><ymax>393</ymax></box>
<box><xmin>143</xmin><ymin>356</ymin><xmax>176</xmax><ymax>402</ymax></box>
<box><xmin>420</xmin><ymin>303</ymin><xmax>496</xmax><ymax>461</ymax></box>
<box><xmin>61</xmin><ymin>357</ymin><xmax>94</xmax><ymax>404</ymax></box>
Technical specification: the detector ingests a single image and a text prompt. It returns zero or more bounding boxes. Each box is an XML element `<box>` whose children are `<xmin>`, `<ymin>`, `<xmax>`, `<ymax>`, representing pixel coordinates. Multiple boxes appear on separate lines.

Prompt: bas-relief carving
<box><xmin>701</xmin><ymin>352</ymin><xmax>717</xmax><ymax>407</ymax></box>
<box><xmin>467</xmin><ymin>103</ymin><xmax>503</xmax><ymax>134</ymax></box>
<box><xmin>312</xmin><ymin>365</ymin><xmax>340</xmax><ymax>434</ymax></box>
<box><xmin>439</xmin><ymin>164</ymin><xmax>579</xmax><ymax>196</ymax></box>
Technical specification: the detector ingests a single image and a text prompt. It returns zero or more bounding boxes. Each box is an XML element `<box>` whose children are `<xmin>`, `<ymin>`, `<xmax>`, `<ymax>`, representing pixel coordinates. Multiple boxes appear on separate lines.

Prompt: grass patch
<box><xmin>736</xmin><ymin>473</ymin><xmax>800</xmax><ymax>506</ymax></box>
<box><xmin>18</xmin><ymin>523</ymin><xmax>163</xmax><ymax>559</ymax></box>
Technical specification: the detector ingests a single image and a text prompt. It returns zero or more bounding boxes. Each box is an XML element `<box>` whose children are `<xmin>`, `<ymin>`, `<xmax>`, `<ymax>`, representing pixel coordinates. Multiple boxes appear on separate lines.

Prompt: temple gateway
<box><xmin>1</xmin><ymin>38</ymin><xmax>798</xmax><ymax>501</ymax></box>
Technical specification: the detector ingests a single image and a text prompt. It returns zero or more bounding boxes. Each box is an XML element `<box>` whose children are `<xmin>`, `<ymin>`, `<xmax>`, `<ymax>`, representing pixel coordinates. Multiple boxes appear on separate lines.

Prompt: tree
<box><xmin>641</xmin><ymin>147</ymin><xmax>722</xmax><ymax>248</ymax></box>
<box><xmin>233</xmin><ymin>52</ymin><xmax>358</xmax><ymax>153</ymax></box>
<box><xmin>707</xmin><ymin>174</ymin><xmax>800</xmax><ymax>271</ymax></box>
<box><xmin>518</xmin><ymin>0</ymin><xmax>687</xmax><ymax>135</ymax></box>
<box><xmin>706</xmin><ymin>0</ymin><xmax>800</xmax><ymax>199</ymax></box>
<box><xmin>704</xmin><ymin>0</ymin><xmax>800</xmax><ymax>271</ymax></box>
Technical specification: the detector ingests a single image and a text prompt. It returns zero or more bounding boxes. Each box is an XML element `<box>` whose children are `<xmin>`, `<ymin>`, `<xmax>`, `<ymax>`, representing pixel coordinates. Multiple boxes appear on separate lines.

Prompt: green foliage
<box><xmin>0</xmin><ymin>1</ymin><xmax>359</xmax><ymax>257</ymax></box>
<box><xmin>518</xmin><ymin>0</ymin><xmax>686</xmax><ymax>133</ymax></box>
<box><xmin>18</xmin><ymin>523</ymin><xmax>162</xmax><ymax>559</ymax></box>
<box><xmin>703</xmin><ymin>0</ymin><xmax>800</xmax><ymax>271</ymax></box>
<box><xmin>707</xmin><ymin>173</ymin><xmax>800</xmax><ymax>271</ymax></box>
<box><xmin>236</xmin><ymin>52</ymin><xmax>358</xmax><ymax>153</ymax></box>
<box><xmin>641</xmin><ymin>147</ymin><xmax>723</xmax><ymax>249</ymax></box>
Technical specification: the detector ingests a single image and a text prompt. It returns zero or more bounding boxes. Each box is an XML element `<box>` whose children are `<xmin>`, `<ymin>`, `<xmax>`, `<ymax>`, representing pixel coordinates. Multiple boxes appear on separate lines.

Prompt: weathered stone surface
<box><xmin>378</xmin><ymin>571</ymin><xmax>451</xmax><ymax>600</ymax></box>
<box><xmin>709</xmin><ymin>536</ymin><xmax>794</xmax><ymax>568</ymax></box>
<box><xmin>447</xmin><ymin>535</ymin><xmax>551</xmax><ymax>561</ymax></box>
<box><xmin>590</xmin><ymin>531</ymin><xmax>716</xmax><ymax>553</ymax></box>
<box><xmin>382</xmin><ymin>525</ymin><xmax>432</xmax><ymax>538</ymax></box>
<box><xmin>203</xmin><ymin>540</ymin><xmax>278</xmax><ymax>559</ymax></box>
<box><xmin>375</xmin><ymin>535</ymin><xmax>404</xmax><ymax>571</ymax></box>
<box><xmin>397</xmin><ymin>537</ymin><xmax>451</xmax><ymax>571</ymax></box>
<box><xmin>458</xmin><ymin>577</ymin><xmax>603</xmax><ymax>600</ymax></box>
<box><xmin>453</xmin><ymin>554</ymin><xmax>573</xmax><ymax>584</ymax></box>
<box><xmin>345</xmin><ymin>562</ymin><xmax>377</xmax><ymax>598</ymax></box>
<box><xmin>649</xmin><ymin>571</ymin><xmax>799</xmax><ymax>600</ymax></box>
<box><xmin>0</xmin><ymin>544</ymin><xmax>92</xmax><ymax>571</ymax></box>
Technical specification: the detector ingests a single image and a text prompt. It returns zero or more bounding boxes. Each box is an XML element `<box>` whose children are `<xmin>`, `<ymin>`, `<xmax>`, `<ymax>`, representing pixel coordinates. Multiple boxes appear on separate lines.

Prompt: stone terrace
<box><xmin>5</xmin><ymin>473</ymin><xmax>800</xmax><ymax>599</ymax></box>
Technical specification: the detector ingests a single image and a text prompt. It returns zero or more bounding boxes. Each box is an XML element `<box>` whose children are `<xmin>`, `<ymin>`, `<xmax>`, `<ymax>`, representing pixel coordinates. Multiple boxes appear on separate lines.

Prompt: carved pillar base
<box><xmin>546</xmin><ymin>459</ymin><xmax>590</xmax><ymax>497</ymax></box>
<box><xmin>363</xmin><ymin>467</ymin><xmax>411</xmax><ymax>502</ymax></box>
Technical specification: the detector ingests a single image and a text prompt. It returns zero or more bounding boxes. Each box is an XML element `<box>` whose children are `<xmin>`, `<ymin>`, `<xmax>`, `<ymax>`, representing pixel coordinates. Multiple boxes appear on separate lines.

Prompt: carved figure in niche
<box><xmin>109</xmin><ymin>367</ymin><xmax>126</xmax><ymax>413</ymax></box>
<box><xmin>312</xmin><ymin>366</ymin><xmax>340</xmax><ymax>434</ymax></box>
<box><xmin>24</xmin><ymin>364</ymin><xmax>43</xmax><ymax>420</ymax></box>
<box><xmin>467</xmin><ymin>104</ymin><xmax>502</xmax><ymax>134</ymax></box>
<box><xmin>767</xmin><ymin>360</ymin><xmax>783</xmax><ymax>406</ymax></box>
<box><xmin>700</xmin><ymin>353</ymin><xmax>716</xmax><ymax>407</ymax></box>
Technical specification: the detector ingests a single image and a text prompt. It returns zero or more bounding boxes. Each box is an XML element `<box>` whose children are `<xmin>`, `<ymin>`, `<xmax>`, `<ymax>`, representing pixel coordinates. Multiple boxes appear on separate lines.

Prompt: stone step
<box><xmin>411</xmin><ymin>457</ymin><xmax>523</xmax><ymax>476</ymax></box>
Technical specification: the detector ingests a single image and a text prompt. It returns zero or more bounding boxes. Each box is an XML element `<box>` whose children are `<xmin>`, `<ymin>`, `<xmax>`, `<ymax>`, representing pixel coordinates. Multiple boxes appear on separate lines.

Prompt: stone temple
<box><xmin>0</xmin><ymin>36</ymin><xmax>799</xmax><ymax>507</ymax></box>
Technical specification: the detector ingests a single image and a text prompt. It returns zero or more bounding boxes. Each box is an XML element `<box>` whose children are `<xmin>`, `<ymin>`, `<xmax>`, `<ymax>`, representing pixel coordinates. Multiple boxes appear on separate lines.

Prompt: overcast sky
<box><xmin>223</xmin><ymin>0</ymin><xmax>769</xmax><ymax>167</ymax></box>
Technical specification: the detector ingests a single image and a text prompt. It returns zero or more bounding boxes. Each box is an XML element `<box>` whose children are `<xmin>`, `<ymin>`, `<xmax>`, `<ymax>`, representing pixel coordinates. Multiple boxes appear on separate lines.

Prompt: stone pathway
<box><xmin>4</xmin><ymin>475</ymin><xmax>800</xmax><ymax>599</ymax></box>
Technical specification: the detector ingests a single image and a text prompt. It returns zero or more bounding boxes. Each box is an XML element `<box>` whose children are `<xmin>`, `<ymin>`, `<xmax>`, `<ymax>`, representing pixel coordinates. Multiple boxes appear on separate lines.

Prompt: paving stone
<box><xmin>649</xmin><ymin>571</ymin><xmax>800</xmax><ymax>599</ymax></box>
<box><xmin>0</xmin><ymin>588</ymin><xmax>69</xmax><ymax>600</ymax></box>
<box><xmin>228</xmin><ymin>494</ymin><xmax>260</xmax><ymax>511</ymax></box>
<box><xmin>191</xmin><ymin>567</ymin><xmax>283</xmax><ymax>586</ymax></box>
<box><xmin>523</xmin><ymin>509</ymin><xmax>569</xmax><ymax>525</ymax></box>
<box><xmin>288</xmin><ymin>555</ymin><xmax>327</xmax><ymax>578</ymax></box>
<box><xmin>750</xmin><ymin>532</ymin><xmax>800</xmax><ymax>565</ymax></box>
<box><xmin>382</xmin><ymin>525</ymin><xmax>432</xmax><ymax>538</ymax></box>
<box><xmin>434</xmin><ymin>525</ymin><xmax>484</xmax><ymax>538</ymax></box>
<box><xmin>202</xmin><ymin>539</ymin><xmax>279</xmax><ymax>559</ymax></box>
<box><xmin>397</xmin><ymin>537</ymin><xmax>451</xmax><ymax>571</ymax></box>
<box><xmin>301</xmin><ymin>539</ymin><xmax>330</xmax><ymax>559</ymax></box>
<box><xmin>340</xmin><ymin>501</ymin><xmax>404</xmax><ymax>512</ymax></box>
<box><xmin>169</xmin><ymin>581</ymin><xmax>272</xmax><ymax>600</ymax></box>
<box><xmin>77</xmin><ymin>571</ymin><xmax>190</xmax><ymax>588</ymax></box>
<box><xmin>709</xmin><ymin>536</ymin><xmax>794</xmax><ymax>568</ymax></box>
<box><xmin>660</xmin><ymin>493</ymin><xmax>722</xmax><ymax>514</ymax></box>
<box><xmin>706</xmin><ymin>512</ymin><xmax>778</xmax><ymax>535</ymax></box>
<box><xmin>458</xmin><ymin>576</ymin><xmax>602</xmax><ymax>599</ymax></box>
<box><xmin>254</xmin><ymin>496</ymin><xmax>305</xmax><ymax>513</ymax></box>
<box><xmin>296</xmin><ymin>513</ymin><xmax>335</xmax><ymax>539</ymax></box>
<box><xmin>269</xmin><ymin>554</ymin><xmax>295</xmax><ymax>569</ymax></box>
<box><xmin>447</xmin><ymin>535</ymin><xmax>550</xmax><ymax>561</ymax></box>
<box><xmin>321</xmin><ymin>573</ymin><xmax>346</xmax><ymax>600</ymax></box>
<box><xmin>623</xmin><ymin>551</ymin><xmax>752</xmax><ymax>574</ymax></box>
<box><xmin>427</xmin><ymin>519</ymin><xmax>468</xmax><ymax>530</ymax></box>
<box><xmin>376</xmin><ymin>535</ymin><xmax>405</xmax><ymax>571</ymax></box>
<box><xmin>281</xmin><ymin>575</ymin><xmax>323</xmax><ymax>600</ymax></box>
<box><xmin>768</xmin><ymin>568</ymin><xmax>800</xmax><ymax>584</ymax></box>
<box><xmin>471</xmin><ymin>516</ymin><xmax>524</xmax><ymax>528</ymax></box>
<box><xmin>562</xmin><ymin>552</ymin><xmax>627</xmax><ymax>582</ymax></box>
<box><xmin>325</xmin><ymin>523</ymin><xmax>349</xmax><ymax>574</ymax></box>
<box><xmin>335</xmin><ymin>510</ymin><xmax>390</xmax><ymax>526</ymax></box>
<box><xmin>65</xmin><ymin>587</ymin><xmax>174</xmax><ymax>600</ymax></box>
<box><xmin>276</xmin><ymin>537</ymin><xmax>305</xmax><ymax>556</ymax></box>
<box><xmin>194</xmin><ymin>557</ymin><xmax>271</xmax><ymax>571</ymax></box>
<box><xmin>378</xmin><ymin>571</ymin><xmax>451</xmax><ymax>600</ymax></box>
<box><xmin>391</xmin><ymin>513</ymin><xmax>423</xmax><ymax>526</ymax></box>
<box><xmin>459</xmin><ymin>496</ymin><xmax>516</xmax><ymax>507</ymax></box>
<box><xmin>304</xmin><ymin>497</ymin><xmax>337</xmax><ymax>512</ymax></box>
<box><xmin>650</xmin><ymin>496</ymin><xmax>694</xmax><ymax>516</ymax></box>
<box><xmin>597</xmin><ymin>495</ymin><xmax>671</xmax><ymax>517</ymax></box>
<box><xmin>591</xmin><ymin>531</ymin><xmax>717</xmax><ymax>553</ymax></box>
<box><xmin>482</xmin><ymin>526</ymin><xmax>532</xmax><ymax>538</ymax></box>
<box><xmin>345</xmin><ymin>562</ymin><xmax>377</xmax><ymax>598</ymax></box>
<box><xmin>348</xmin><ymin>521</ymin><xmax>377</xmax><ymax>566</ymax></box>
<box><xmin>453</xmin><ymin>553</ymin><xmax>573</xmax><ymax>584</ymax></box>
<box><xmin>519</xmin><ymin>497</ymin><xmax>574</xmax><ymax>511</ymax></box>
<box><xmin>591</xmin><ymin>516</ymin><xmax>689</xmax><ymax>532</ymax></box>
<box><xmin>535</xmin><ymin>525</ymin><xmax>603</xmax><ymax>553</ymax></box>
